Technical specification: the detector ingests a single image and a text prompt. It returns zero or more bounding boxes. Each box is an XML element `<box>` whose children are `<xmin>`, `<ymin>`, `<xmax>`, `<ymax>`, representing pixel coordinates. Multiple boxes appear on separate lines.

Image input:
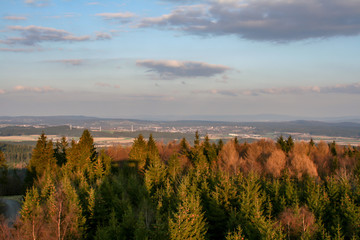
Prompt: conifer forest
<box><xmin>1</xmin><ymin>130</ymin><xmax>360</xmax><ymax>240</ymax></box>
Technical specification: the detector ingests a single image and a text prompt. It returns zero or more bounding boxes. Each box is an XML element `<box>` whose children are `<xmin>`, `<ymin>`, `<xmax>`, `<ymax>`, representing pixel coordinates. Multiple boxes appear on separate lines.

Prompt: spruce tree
<box><xmin>129</xmin><ymin>134</ymin><xmax>148</xmax><ymax>170</ymax></box>
<box><xmin>194</xmin><ymin>131</ymin><xmax>200</xmax><ymax>147</ymax></box>
<box><xmin>145</xmin><ymin>155</ymin><xmax>167</xmax><ymax>197</ymax></box>
<box><xmin>287</xmin><ymin>136</ymin><xmax>294</xmax><ymax>152</ymax></box>
<box><xmin>54</xmin><ymin>136</ymin><xmax>68</xmax><ymax>166</ymax></box>
<box><xmin>78</xmin><ymin>129</ymin><xmax>97</xmax><ymax>163</ymax></box>
<box><xmin>180</xmin><ymin>137</ymin><xmax>190</xmax><ymax>157</ymax></box>
<box><xmin>168</xmin><ymin>153</ymin><xmax>181</xmax><ymax>181</ymax></box>
<box><xmin>277</xmin><ymin>135</ymin><xmax>286</xmax><ymax>152</ymax></box>
<box><xmin>147</xmin><ymin>134</ymin><xmax>159</xmax><ymax>159</ymax></box>
<box><xmin>66</xmin><ymin>130</ymin><xmax>97</xmax><ymax>174</ymax></box>
<box><xmin>226</xmin><ymin>226</ymin><xmax>246</xmax><ymax>240</ymax></box>
<box><xmin>203</xmin><ymin>135</ymin><xmax>217</xmax><ymax>163</ymax></box>
<box><xmin>28</xmin><ymin>133</ymin><xmax>57</xmax><ymax>180</ymax></box>
<box><xmin>169</xmin><ymin>181</ymin><xmax>207</xmax><ymax>240</ymax></box>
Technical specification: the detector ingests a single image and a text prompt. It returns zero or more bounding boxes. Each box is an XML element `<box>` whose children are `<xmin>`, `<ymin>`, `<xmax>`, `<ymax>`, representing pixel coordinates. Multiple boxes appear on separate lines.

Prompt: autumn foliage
<box><xmin>1</xmin><ymin>131</ymin><xmax>360</xmax><ymax>240</ymax></box>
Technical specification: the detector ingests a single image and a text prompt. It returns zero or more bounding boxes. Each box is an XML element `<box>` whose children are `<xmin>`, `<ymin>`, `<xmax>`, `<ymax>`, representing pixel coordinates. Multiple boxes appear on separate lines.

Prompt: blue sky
<box><xmin>1</xmin><ymin>0</ymin><xmax>360</xmax><ymax>120</ymax></box>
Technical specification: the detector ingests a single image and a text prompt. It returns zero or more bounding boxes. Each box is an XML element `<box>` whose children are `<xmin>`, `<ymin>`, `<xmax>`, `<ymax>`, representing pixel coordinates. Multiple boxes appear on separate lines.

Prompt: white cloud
<box><xmin>3</xmin><ymin>16</ymin><xmax>27</xmax><ymax>20</ymax></box>
<box><xmin>24</xmin><ymin>0</ymin><xmax>49</xmax><ymax>7</ymax></box>
<box><xmin>0</xmin><ymin>47</ymin><xmax>40</xmax><ymax>52</ymax></box>
<box><xmin>95</xmin><ymin>32</ymin><xmax>112</xmax><ymax>40</ymax></box>
<box><xmin>95</xmin><ymin>83</ymin><xmax>120</xmax><ymax>88</ymax></box>
<box><xmin>139</xmin><ymin>0</ymin><xmax>360</xmax><ymax>42</ymax></box>
<box><xmin>13</xmin><ymin>85</ymin><xmax>61</xmax><ymax>93</ymax></box>
<box><xmin>192</xmin><ymin>82</ymin><xmax>360</xmax><ymax>97</ymax></box>
<box><xmin>95</xmin><ymin>12</ymin><xmax>135</xmax><ymax>21</ymax></box>
<box><xmin>50</xmin><ymin>59</ymin><xmax>84</xmax><ymax>66</ymax></box>
<box><xmin>136</xmin><ymin>59</ymin><xmax>231</xmax><ymax>79</ymax></box>
<box><xmin>2</xmin><ymin>25</ymin><xmax>90</xmax><ymax>46</ymax></box>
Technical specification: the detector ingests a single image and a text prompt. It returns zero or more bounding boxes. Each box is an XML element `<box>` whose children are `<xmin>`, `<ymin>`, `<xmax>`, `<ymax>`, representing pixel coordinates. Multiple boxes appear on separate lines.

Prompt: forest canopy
<box><xmin>1</xmin><ymin>130</ymin><xmax>360</xmax><ymax>239</ymax></box>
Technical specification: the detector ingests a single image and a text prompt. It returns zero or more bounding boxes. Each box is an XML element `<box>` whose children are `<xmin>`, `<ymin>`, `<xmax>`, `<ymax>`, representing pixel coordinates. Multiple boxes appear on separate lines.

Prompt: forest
<box><xmin>1</xmin><ymin>130</ymin><xmax>360</xmax><ymax>239</ymax></box>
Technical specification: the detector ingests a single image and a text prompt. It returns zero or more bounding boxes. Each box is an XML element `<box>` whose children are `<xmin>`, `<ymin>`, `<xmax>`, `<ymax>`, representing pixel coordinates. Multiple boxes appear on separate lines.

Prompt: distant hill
<box><xmin>0</xmin><ymin>116</ymin><xmax>360</xmax><ymax>138</ymax></box>
<box><xmin>1</xmin><ymin>114</ymin><xmax>360</xmax><ymax>124</ymax></box>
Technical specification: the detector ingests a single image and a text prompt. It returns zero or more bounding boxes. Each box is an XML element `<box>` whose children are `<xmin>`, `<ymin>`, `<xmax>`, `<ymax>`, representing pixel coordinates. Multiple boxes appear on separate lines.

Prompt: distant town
<box><xmin>0</xmin><ymin>116</ymin><xmax>359</xmax><ymax>147</ymax></box>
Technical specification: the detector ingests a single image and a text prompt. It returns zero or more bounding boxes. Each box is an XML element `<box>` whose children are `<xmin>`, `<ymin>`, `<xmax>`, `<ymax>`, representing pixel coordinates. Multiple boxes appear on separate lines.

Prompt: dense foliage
<box><xmin>1</xmin><ymin>131</ymin><xmax>360</xmax><ymax>239</ymax></box>
<box><xmin>0</xmin><ymin>143</ymin><xmax>33</xmax><ymax>166</ymax></box>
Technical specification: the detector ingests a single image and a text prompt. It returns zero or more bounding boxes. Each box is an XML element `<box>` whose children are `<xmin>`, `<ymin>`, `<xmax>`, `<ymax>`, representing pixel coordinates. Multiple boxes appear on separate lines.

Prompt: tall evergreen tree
<box><xmin>28</xmin><ymin>133</ymin><xmax>57</xmax><ymax>180</ymax></box>
<box><xmin>145</xmin><ymin>154</ymin><xmax>167</xmax><ymax>197</ymax></box>
<box><xmin>169</xmin><ymin>180</ymin><xmax>207</xmax><ymax>240</ymax></box>
<box><xmin>180</xmin><ymin>137</ymin><xmax>190</xmax><ymax>157</ymax></box>
<box><xmin>54</xmin><ymin>136</ymin><xmax>68</xmax><ymax>166</ymax></box>
<box><xmin>287</xmin><ymin>136</ymin><xmax>294</xmax><ymax>152</ymax></box>
<box><xmin>66</xmin><ymin>130</ymin><xmax>97</xmax><ymax>172</ymax></box>
<box><xmin>194</xmin><ymin>131</ymin><xmax>200</xmax><ymax>147</ymax></box>
<box><xmin>129</xmin><ymin>134</ymin><xmax>148</xmax><ymax>170</ymax></box>
<box><xmin>203</xmin><ymin>135</ymin><xmax>217</xmax><ymax>163</ymax></box>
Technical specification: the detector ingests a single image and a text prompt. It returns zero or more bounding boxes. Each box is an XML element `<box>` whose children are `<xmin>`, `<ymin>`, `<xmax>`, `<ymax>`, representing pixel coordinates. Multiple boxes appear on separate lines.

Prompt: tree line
<box><xmin>1</xmin><ymin>130</ymin><xmax>360</xmax><ymax>239</ymax></box>
<box><xmin>0</xmin><ymin>143</ymin><xmax>33</xmax><ymax>166</ymax></box>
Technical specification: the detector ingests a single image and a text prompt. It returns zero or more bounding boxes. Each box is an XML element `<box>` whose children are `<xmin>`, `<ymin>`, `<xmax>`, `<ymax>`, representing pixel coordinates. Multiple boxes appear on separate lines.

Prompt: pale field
<box><xmin>0</xmin><ymin>135</ymin><xmax>134</xmax><ymax>146</ymax></box>
<box><xmin>0</xmin><ymin>135</ymin><xmax>58</xmax><ymax>142</ymax></box>
<box><xmin>93</xmin><ymin>137</ymin><xmax>134</xmax><ymax>145</ymax></box>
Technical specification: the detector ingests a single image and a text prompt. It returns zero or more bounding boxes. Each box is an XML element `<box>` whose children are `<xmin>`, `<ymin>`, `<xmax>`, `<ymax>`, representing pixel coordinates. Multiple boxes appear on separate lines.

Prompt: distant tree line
<box><xmin>0</xmin><ymin>143</ymin><xmax>33</xmax><ymax>166</ymax></box>
<box><xmin>1</xmin><ymin>130</ymin><xmax>360</xmax><ymax>239</ymax></box>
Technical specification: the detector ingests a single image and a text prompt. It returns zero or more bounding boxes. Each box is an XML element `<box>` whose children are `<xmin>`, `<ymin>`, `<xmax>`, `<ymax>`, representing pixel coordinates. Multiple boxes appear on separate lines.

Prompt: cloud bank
<box><xmin>13</xmin><ymin>85</ymin><xmax>61</xmax><ymax>93</ymax></box>
<box><xmin>3</xmin><ymin>16</ymin><xmax>27</xmax><ymax>20</ymax></box>
<box><xmin>95</xmin><ymin>12</ymin><xmax>135</xmax><ymax>21</ymax></box>
<box><xmin>2</xmin><ymin>25</ymin><xmax>90</xmax><ymax>45</ymax></box>
<box><xmin>0</xmin><ymin>47</ymin><xmax>40</xmax><ymax>52</ymax></box>
<box><xmin>95</xmin><ymin>32</ymin><xmax>112</xmax><ymax>40</ymax></box>
<box><xmin>193</xmin><ymin>82</ymin><xmax>360</xmax><ymax>97</ymax></box>
<box><xmin>139</xmin><ymin>0</ymin><xmax>360</xmax><ymax>42</ymax></box>
<box><xmin>49</xmin><ymin>59</ymin><xmax>84</xmax><ymax>66</ymax></box>
<box><xmin>136</xmin><ymin>59</ymin><xmax>230</xmax><ymax>79</ymax></box>
<box><xmin>95</xmin><ymin>83</ymin><xmax>120</xmax><ymax>88</ymax></box>
<box><xmin>24</xmin><ymin>0</ymin><xmax>49</xmax><ymax>7</ymax></box>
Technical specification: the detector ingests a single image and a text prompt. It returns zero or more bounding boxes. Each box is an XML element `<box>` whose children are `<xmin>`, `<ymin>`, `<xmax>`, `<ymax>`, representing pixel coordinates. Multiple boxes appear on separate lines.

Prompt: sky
<box><xmin>1</xmin><ymin>0</ymin><xmax>360</xmax><ymax>120</ymax></box>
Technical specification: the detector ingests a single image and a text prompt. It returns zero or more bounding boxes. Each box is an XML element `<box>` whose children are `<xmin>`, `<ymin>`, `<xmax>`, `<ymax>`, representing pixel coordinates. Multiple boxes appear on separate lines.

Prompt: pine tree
<box><xmin>78</xmin><ymin>129</ymin><xmax>97</xmax><ymax>163</ymax></box>
<box><xmin>169</xmin><ymin>180</ymin><xmax>207</xmax><ymax>240</ymax></box>
<box><xmin>168</xmin><ymin>153</ymin><xmax>181</xmax><ymax>181</ymax></box>
<box><xmin>230</xmin><ymin>173</ymin><xmax>284</xmax><ymax>239</ymax></box>
<box><xmin>287</xmin><ymin>136</ymin><xmax>294</xmax><ymax>152</ymax></box>
<box><xmin>54</xmin><ymin>136</ymin><xmax>68</xmax><ymax>166</ymax></box>
<box><xmin>180</xmin><ymin>138</ymin><xmax>190</xmax><ymax>156</ymax></box>
<box><xmin>95</xmin><ymin>211</ymin><xmax>122</xmax><ymax>240</ymax></box>
<box><xmin>277</xmin><ymin>135</ymin><xmax>286</xmax><ymax>152</ymax></box>
<box><xmin>20</xmin><ymin>186</ymin><xmax>43</xmax><ymax>240</ymax></box>
<box><xmin>203</xmin><ymin>135</ymin><xmax>217</xmax><ymax>163</ymax></box>
<box><xmin>145</xmin><ymin>154</ymin><xmax>167</xmax><ymax>196</ymax></box>
<box><xmin>129</xmin><ymin>134</ymin><xmax>148</xmax><ymax>170</ymax></box>
<box><xmin>66</xmin><ymin>130</ymin><xmax>97</xmax><ymax>176</ymax></box>
<box><xmin>147</xmin><ymin>134</ymin><xmax>159</xmax><ymax>159</ymax></box>
<box><xmin>226</xmin><ymin>226</ymin><xmax>246</xmax><ymax>240</ymax></box>
<box><xmin>339</xmin><ymin>193</ymin><xmax>360</xmax><ymax>238</ymax></box>
<box><xmin>194</xmin><ymin>131</ymin><xmax>200</xmax><ymax>147</ymax></box>
<box><xmin>28</xmin><ymin>133</ymin><xmax>57</xmax><ymax>180</ymax></box>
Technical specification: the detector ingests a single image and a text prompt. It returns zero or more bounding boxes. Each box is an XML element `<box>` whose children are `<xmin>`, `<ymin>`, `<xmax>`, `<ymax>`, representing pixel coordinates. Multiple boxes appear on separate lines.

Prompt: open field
<box><xmin>0</xmin><ymin>135</ymin><xmax>135</xmax><ymax>147</ymax></box>
<box><xmin>93</xmin><ymin>137</ymin><xmax>134</xmax><ymax>147</ymax></box>
<box><xmin>0</xmin><ymin>135</ymin><xmax>53</xmax><ymax>142</ymax></box>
